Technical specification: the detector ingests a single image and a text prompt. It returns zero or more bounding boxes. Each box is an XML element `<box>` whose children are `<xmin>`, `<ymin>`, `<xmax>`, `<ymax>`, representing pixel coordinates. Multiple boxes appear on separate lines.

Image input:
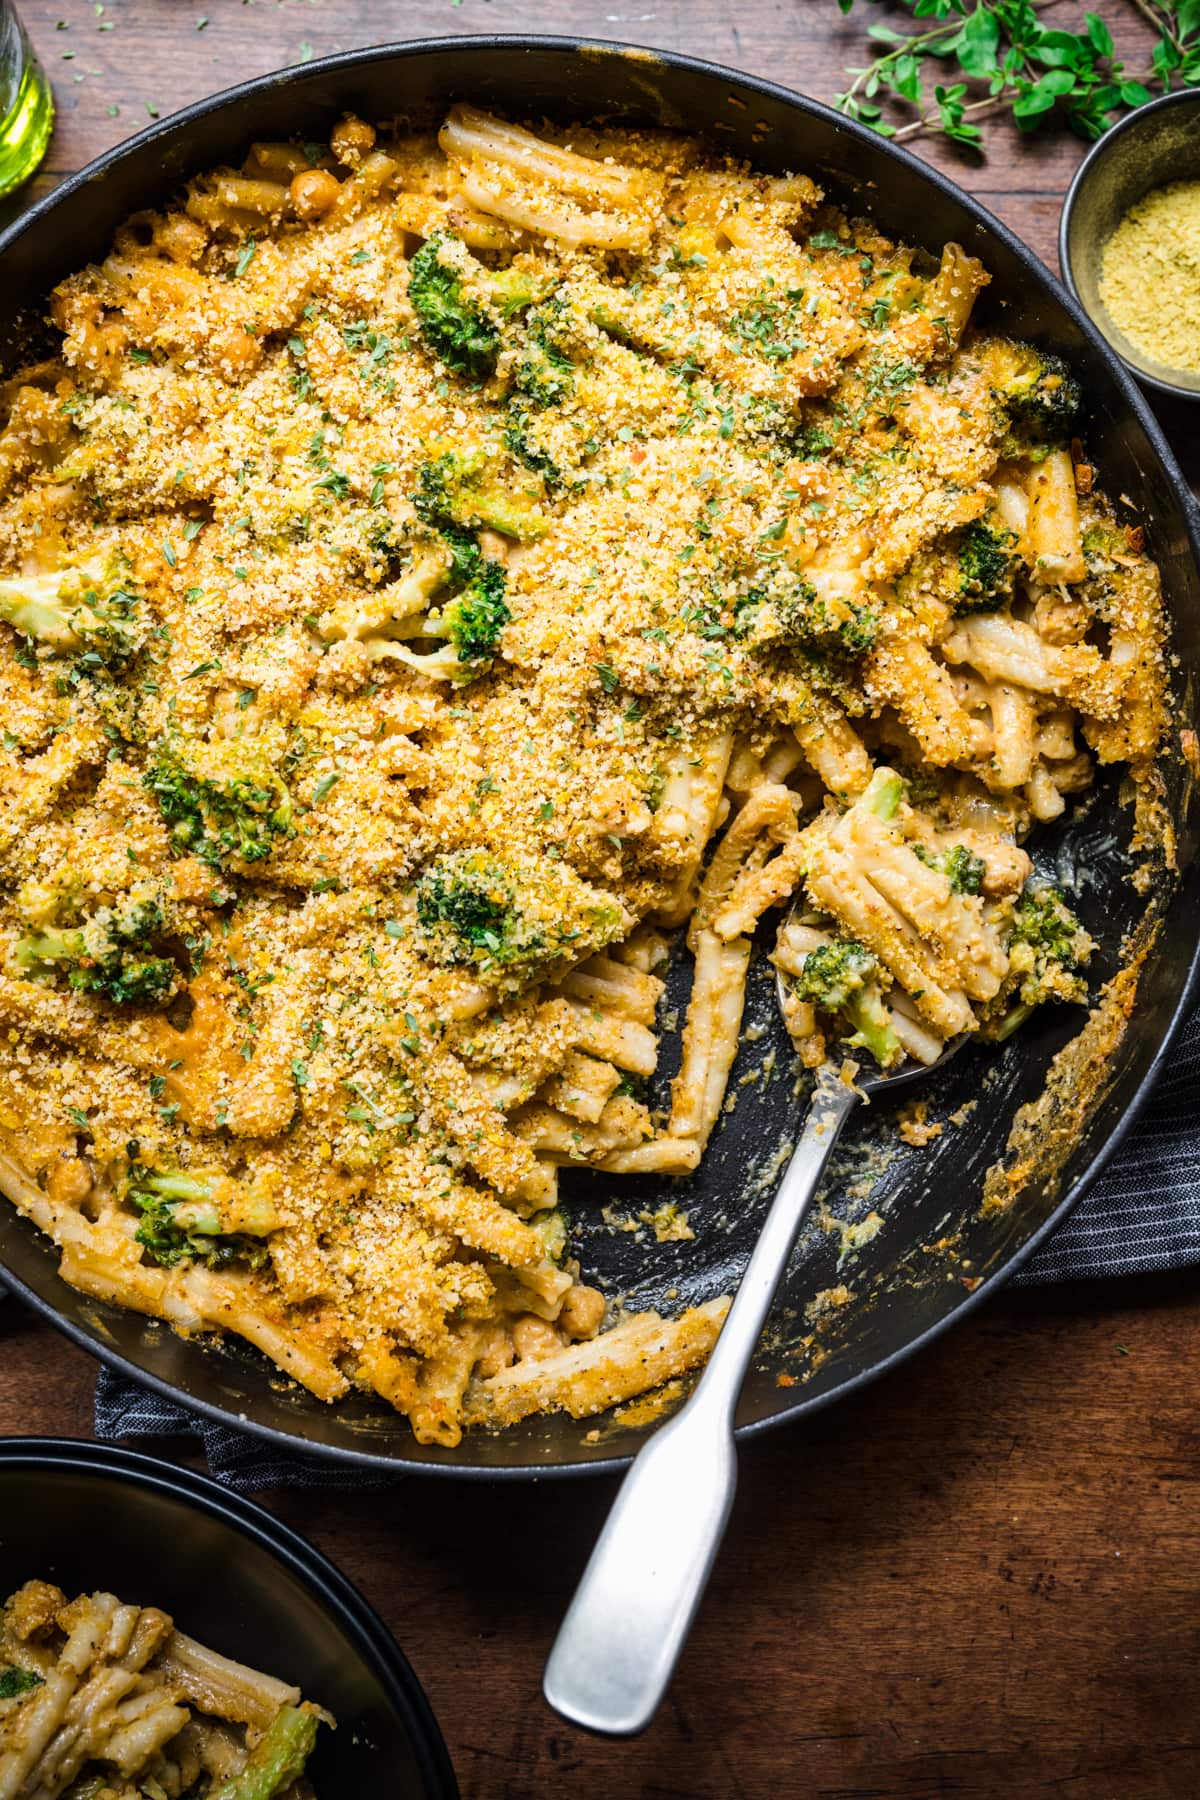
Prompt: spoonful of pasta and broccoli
<box><xmin>545</xmin><ymin>764</ymin><xmax>1091</xmax><ymax>1738</ymax></box>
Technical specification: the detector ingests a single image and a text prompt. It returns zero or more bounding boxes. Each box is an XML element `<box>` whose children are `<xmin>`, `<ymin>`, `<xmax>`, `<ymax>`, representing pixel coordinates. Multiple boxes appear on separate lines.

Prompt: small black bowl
<box><xmin>1060</xmin><ymin>88</ymin><xmax>1200</xmax><ymax>401</ymax></box>
<box><xmin>0</xmin><ymin>1438</ymin><xmax>458</xmax><ymax>1797</ymax></box>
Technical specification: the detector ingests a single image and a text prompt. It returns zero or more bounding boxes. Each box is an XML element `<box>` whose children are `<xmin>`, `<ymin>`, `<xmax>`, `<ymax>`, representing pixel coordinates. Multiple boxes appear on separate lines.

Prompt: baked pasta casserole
<box><xmin>0</xmin><ymin>107</ymin><xmax>1169</xmax><ymax>1441</ymax></box>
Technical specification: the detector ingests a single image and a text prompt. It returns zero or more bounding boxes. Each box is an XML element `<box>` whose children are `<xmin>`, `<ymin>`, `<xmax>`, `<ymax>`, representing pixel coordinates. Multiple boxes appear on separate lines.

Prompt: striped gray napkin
<box><xmin>86</xmin><ymin>1003</ymin><xmax>1200</xmax><ymax>1489</ymax></box>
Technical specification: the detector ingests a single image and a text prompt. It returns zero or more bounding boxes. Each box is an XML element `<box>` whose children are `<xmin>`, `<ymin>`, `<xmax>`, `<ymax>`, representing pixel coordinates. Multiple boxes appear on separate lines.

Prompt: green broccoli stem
<box><xmin>844</xmin><ymin>988</ymin><xmax>901</xmax><ymax>1068</ymax></box>
<box><xmin>489</xmin><ymin>267</ymin><xmax>538</xmax><ymax>317</ymax></box>
<box><xmin>136</xmin><ymin>1171</ymin><xmax>279</xmax><ymax>1237</ymax></box>
<box><xmin>140</xmin><ymin>1172</ymin><xmax>213</xmax><ymax>1205</ymax></box>
<box><xmin>14</xmin><ymin>926</ymin><xmax>86</xmax><ymax>969</ymax></box>
<box><xmin>471</xmin><ymin>491</ymin><xmax>547</xmax><ymax>542</ymax></box>
<box><xmin>208</xmin><ymin>1705</ymin><xmax>321</xmax><ymax>1800</ymax></box>
<box><xmin>138</xmin><ymin>1172</ymin><xmax>222</xmax><ymax>1236</ymax></box>
<box><xmin>858</xmin><ymin>768</ymin><xmax>904</xmax><ymax>821</ymax></box>
<box><xmin>990</xmin><ymin>1001</ymin><xmax>1033</xmax><ymax>1043</ymax></box>
<box><xmin>588</xmin><ymin>298</ymin><xmax>635</xmax><ymax>344</ymax></box>
<box><xmin>0</xmin><ymin>592</ymin><xmax>78</xmax><ymax>648</ymax></box>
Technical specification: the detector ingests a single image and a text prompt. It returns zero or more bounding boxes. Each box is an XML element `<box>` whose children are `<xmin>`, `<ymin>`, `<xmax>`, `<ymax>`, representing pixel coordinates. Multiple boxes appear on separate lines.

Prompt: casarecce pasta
<box><xmin>0</xmin><ymin>1580</ymin><xmax>330</xmax><ymax>1799</ymax></box>
<box><xmin>0</xmin><ymin>105</ymin><xmax>1169</xmax><ymax>1441</ymax></box>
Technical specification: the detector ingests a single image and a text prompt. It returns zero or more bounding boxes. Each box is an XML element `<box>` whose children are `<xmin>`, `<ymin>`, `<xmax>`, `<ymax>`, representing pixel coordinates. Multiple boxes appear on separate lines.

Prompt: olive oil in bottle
<box><xmin>0</xmin><ymin>3</ymin><xmax>52</xmax><ymax>200</ymax></box>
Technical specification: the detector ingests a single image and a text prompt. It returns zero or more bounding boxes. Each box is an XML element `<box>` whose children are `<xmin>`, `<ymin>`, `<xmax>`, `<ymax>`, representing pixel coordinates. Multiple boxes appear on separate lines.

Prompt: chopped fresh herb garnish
<box><xmin>0</xmin><ymin>1666</ymin><xmax>43</xmax><ymax>1700</ymax></box>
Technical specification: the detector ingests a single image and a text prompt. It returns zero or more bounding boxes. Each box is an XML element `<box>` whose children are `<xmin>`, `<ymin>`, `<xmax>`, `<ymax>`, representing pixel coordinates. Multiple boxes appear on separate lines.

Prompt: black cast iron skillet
<box><xmin>0</xmin><ymin>37</ymin><xmax>1197</xmax><ymax>1477</ymax></box>
<box><xmin>0</xmin><ymin>1437</ymin><xmax>458</xmax><ymax>1794</ymax></box>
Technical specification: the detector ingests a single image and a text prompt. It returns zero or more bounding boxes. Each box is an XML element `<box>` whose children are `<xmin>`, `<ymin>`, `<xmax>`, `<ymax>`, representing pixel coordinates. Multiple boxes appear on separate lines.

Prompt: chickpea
<box><xmin>290</xmin><ymin>167</ymin><xmax>341</xmax><ymax>222</ymax></box>
<box><xmin>46</xmin><ymin>1156</ymin><xmax>92</xmax><ymax>1207</ymax></box>
<box><xmin>210</xmin><ymin>325</ymin><xmax>263</xmax><ymax>381</ymax></box>
<box><xmin>511</xmin><ymin>1313</ymin><xmax>564</xmax><ymax>1362</ymax></box>
<box><xmin>154</xmin><ymin>212</ymin><xmax>208</xmax><ymax>265</ymax></box>
<box><xmin>475</xmin><ymin>1327</ymin><xmax>516</xmax><ymax>1380</ymax></box>
<box><xmin>559</xmin><ymin>1284</ymin><xmax>606</xmax><ymax>1342</ymax></box>
<box><xmin>330</xmin><ymin>116</ymin><xmax>376</xmax><ymax>169</ymax></box>
<box><xmin>477</xmin><ymin>528</ymin><xmax>510</xmax><ymax>565</ymax></box>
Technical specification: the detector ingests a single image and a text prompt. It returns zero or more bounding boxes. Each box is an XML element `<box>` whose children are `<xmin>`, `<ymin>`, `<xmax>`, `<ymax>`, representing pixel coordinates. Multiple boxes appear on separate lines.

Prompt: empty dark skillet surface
<box><xmin>0</xmin><ymin>37</ymin><xmax>1196</xmax><ymax>1476</ymax></box>
<box><xmin>0</xmin><ymin>1438</ymin><xmax>458</xmax><ymax>1794</ymax></box>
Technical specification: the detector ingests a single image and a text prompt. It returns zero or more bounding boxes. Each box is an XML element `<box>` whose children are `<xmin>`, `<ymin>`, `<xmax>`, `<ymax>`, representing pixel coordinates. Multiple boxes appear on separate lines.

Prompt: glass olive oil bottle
<box><xmin>0</xmin><ymin>3</ymin><xmax>52</xmax><ymax>200</ymax></box>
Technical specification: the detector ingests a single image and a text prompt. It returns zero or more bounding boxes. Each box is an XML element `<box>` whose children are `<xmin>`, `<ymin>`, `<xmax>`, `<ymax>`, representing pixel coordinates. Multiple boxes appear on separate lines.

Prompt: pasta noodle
<box><xmin>0</xmin><ymin>106</ymin><xmax>1170</xmax><ymax>1442</ymax></box>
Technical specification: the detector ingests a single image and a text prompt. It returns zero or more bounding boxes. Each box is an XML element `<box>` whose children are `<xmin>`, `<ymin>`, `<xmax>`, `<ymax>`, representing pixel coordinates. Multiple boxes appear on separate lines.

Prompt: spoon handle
<box><xmin>543</xmin><ymin>1068</ymin><xmax>859</xmax><ymax>1736</ymax></box>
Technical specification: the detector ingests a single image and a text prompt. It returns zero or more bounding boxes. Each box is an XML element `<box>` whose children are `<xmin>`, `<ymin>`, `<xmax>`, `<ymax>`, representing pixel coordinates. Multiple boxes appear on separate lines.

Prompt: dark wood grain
<box><xmin>3</xmin><ymin>5</ymin><xmax>1199</xmax><ymax>1795</ymax></box>
<box><xmin>5</xmin><ymin>1273</ymin><xmax>1200</xmax><ymax>1798</ymax></box>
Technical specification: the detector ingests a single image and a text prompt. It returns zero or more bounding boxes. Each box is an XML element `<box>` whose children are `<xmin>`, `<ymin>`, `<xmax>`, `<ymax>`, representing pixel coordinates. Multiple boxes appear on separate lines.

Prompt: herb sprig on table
<box><xmin>832</xmin><ymin>0</ymin><xmax>1200</xmax><ymax>146</ymax></box>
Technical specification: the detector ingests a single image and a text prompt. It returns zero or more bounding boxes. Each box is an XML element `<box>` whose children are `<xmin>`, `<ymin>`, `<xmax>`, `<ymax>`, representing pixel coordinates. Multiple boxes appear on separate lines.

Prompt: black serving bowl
<box><xmin>1060</xmin><ymin>88</ymin><xmax>1200</xmax><ymax>401</ymax></box>
<box><xmin>0</xmin><ymin>37</ymin><xmax>1198</xmax><ymax>1478</ymax></box>
<box><xmin>0</xmin><ymin>1438</ymin><xmax>458</xmax><ymax>1796</ymax></box>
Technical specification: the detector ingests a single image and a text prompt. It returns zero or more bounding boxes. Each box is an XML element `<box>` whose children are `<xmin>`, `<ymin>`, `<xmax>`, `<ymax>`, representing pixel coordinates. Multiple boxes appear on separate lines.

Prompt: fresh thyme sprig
<box><xmin>833</xmin><ymin>0</ymin><xmax>1200</xmax><ymax>146</ymax></box>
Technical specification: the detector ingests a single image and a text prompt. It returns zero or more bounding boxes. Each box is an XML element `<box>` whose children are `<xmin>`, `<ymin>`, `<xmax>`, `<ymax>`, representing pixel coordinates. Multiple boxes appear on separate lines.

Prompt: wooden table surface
<box><xmin>3</xmin><ymin>4</ymin><xmax>1199</xmax><ymax>1796</ymax></box>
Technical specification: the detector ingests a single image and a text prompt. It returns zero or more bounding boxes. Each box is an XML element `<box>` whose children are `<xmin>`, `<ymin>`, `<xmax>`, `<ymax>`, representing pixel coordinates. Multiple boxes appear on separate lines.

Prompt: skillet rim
<box><xmin>0</xmin><ymin>32</ymin><xmax>1197</xmax><ymax>1481</ymax></box>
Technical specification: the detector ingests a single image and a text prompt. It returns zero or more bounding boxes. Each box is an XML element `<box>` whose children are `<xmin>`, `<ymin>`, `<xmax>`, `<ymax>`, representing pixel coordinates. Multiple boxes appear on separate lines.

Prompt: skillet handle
<box><xmin>542</xmin><ymin>1069</ymin><xmax>858</xmax><ymax>1736</ymax></box>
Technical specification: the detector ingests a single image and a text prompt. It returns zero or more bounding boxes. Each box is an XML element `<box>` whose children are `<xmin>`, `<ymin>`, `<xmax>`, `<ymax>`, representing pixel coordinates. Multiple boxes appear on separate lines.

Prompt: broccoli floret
<box><xmin>414</xmin><ymin>450</ymin><xmax>547</xmax><ymax>542</ymax></box>
<box><xmin>14</xmin><ymin>887</ymin><xmax>177</xmax><ymax>1006</ymax></box>
<box><xmin>417</xmin><ymin>852</ymin><xmax>510</xmax><ymax>955</ymax></box>
<box><xmin>741</xmin><ymin>572</ymin><xmax>878</xmax><ymax>659</ymax></box>
<box><xmin>1080</xmin><ymin>517</ymin><xmax>1140</xmax><ymax>625</ymax></box>
<box><xmin>415</xmin><ymin>848</ymin><xmax>624</xmax><ymax>984</ymax></box>
<box><xmin>130</xmin><ymin>1168</ymin><xmax>279</xmax><ymax>1270</ymax></box>
<box><xmin>1082</xmin><ymin>520</ymin><xmax>1128</xmax><ymax>572</ymax></box>
<box><xmin>1007</xmin><ymin>885</ymin><xmax>1092</xmax><ymax>1005</ymax></box>
<box><xmin>957</xmin><ymin>520</ymin><xmax>1019</xmax><ymax>611</ymax></box>
<box><xmin>431</xmin><ymin>558</ymin><xmax>512</xmax><ymax>667</ymax></box>
<box><xmin>899</xmin><ymin>520</ymin><xmax>1019</xmax><ymax>617</ymax></box>
<box><xmin>792</xmin><ymin>938</ymin><xmax>902</xmax><ymax>1069</ymax></box>
<box><xmin>144</xmin><ymin>737</ymin><xmax>293</xmax><ymax>869</ymax></box>
<box><xmin>913</xmin><ymin>842</ymin><xmax>986</xmax><ymax>895</ymax></box>
<box><xmin>513</xmin><ymin>298</ymin><xmax>577</xmax><ymax>407</ymax></box>
<box><xmin>989</xmin><ymin>883</ymin><xmax>1094</xmax><ymax>1040</ymax></box>
<box><xmin>793</xmin><ymin>939</ymin><xmax>877</xmax><ymax>1012</ymax></box>
<box><xmin>0</xmin><ymin>568</ymin><xmax>142</xmax><ymax>667</ymax></box>
<box><xmin>358</xmin><ymin>525</ymin><xmax>510</xmax><ymax>684</ymax></box>
<box><xmin>407</xmin><ymin>233</ymin><xmax>536</xmax><ymax>379</ymax></box>
<box><xmin>435</xmin><ymin>522</ymin><xmax>483</xmax><ymax>593</ymax></box>
<box><xmin>777</xmin><ymin>579</ymin><xmax>878</xmax><ymax>658</ymax></box>
<box><xmin>994</xmin><ymin>344</ymin><xmax>1082</xmax><ymax>462</ymax></box>
<box><xmin>503</xmin><ymin>411</ymin><xmax>562</xmax><ymax>486</ymax></box>
<box><xmin>944</xmin><ymin>844</ymin><xmax>986</xmax><ymax>895</ymax></box>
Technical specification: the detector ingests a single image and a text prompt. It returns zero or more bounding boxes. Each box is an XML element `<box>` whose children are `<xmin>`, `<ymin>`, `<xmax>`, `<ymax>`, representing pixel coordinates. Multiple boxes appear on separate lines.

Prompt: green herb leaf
<box><xmin>830</xmin><ymin>0</ymin><xmax>1193</xmax><ymax>150</ymax></box>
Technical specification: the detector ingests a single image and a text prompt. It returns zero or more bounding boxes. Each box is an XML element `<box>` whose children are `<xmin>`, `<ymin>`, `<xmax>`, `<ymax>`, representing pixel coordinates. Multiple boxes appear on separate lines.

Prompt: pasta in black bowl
<box><xmin>0</xmin><ymin>1440</ymin><xmax>457</xmax><ymax>1796</ymax></box>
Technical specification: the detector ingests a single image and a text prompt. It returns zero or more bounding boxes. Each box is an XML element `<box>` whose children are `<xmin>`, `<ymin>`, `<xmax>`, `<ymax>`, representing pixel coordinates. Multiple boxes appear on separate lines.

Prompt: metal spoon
<box><xmin>544</xmin><ymin>942</ymin><xmax>962</xmax><ymax>1737</ymax></box>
